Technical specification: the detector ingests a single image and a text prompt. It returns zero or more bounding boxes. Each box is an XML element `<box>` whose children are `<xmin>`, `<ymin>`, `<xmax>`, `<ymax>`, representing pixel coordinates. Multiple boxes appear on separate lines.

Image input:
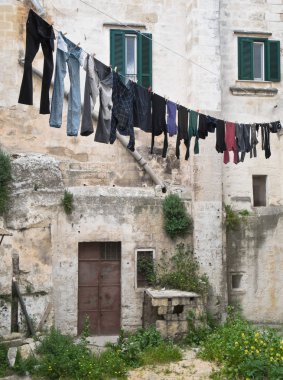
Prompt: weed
<box><xmin>61</xmin><ymin>189</ymin><xmax>74</xmax><ymax>215</ymax></box>
<box><xmin>155</xmin><ymin>243</ymin><xmax>209</xmax><ymax>295</ymax></box>
<box><xmin>0</xmin><ymin>343</ymin><xmax>8</xmax><ymax>377</ymax></box>
<box><xmin>140</xmin><ymin>342</ymin><xmax>182</xmax><ymax>365</ymax></box>
<box><xmin>0</xmin><ymin>149</ymin><xmax>12</xmax><ymax>215</ymax></box>
<box><xmin>224</xmin><ymin>204</ymin><xmax>250</xmax><ymax>231</ymax></box>
<box><xmin>199</xmin><ymin>307</ymin><xmax>283</xmax><ymax>379</ymax></box>
<box><xmin>162</xmin><ymin>194</ymin><xmax>193</xmax><ymax>239</ymax></box>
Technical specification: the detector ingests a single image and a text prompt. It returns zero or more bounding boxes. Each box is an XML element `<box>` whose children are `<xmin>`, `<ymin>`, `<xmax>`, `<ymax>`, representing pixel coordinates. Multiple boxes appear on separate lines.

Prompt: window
<box><xmin>110</xmin><ymin>30</ymin><xmax>152</xmax><ymax>87</ymax></box>
<box><xmin>238</xmin><ymin>37</ymin><xmax>280</xmax><ymax>82</ymax></box>
<box><xmin>252</xmin><ymin>175</ymin><xmax>267</xmax><ymax>207</ymax></box>
<box><xmin>136</xmin><ymin>249</ymin><xmax>154</xmax><ymax>288</ymax></box>
<box><xmin>231</xmin><ymin>274</ymin><xmax>243</xmax><ymax>289</ymax></box>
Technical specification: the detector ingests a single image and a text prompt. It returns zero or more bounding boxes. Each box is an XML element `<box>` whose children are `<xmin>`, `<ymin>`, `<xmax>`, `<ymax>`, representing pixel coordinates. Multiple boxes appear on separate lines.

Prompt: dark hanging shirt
<box><xmin>215</xmin><ymin>119</ymin><xmax>226</xmax><ymax>153</ymax></box>
<box><xmin>133</xmin><ymin>82</ymin><xmax>152</xmax><ymax>133</ymax></box>
<box><xmin>151</xmin><ymin>93</ymin><xmax>168</xmax><ymax>157</ymax></box>
<box><xmin>110</xmin><ymin>73</ymin><xmax>135</xmax><ymax>151</ymax></box>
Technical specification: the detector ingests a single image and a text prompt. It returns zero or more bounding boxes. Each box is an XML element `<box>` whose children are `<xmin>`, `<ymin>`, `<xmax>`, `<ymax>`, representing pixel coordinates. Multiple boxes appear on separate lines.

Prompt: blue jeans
<box><xmin>49</xmin><ymin>33</ymin><xmax>82</xmax><ymax>136</ymax></box>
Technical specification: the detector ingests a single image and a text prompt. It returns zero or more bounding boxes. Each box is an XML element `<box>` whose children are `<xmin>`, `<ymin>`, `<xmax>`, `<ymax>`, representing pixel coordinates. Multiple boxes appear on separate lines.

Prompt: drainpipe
<box><xmin>18</xmin><ymin>59</ymin><xmax>167</xmax><ymax>192</ymax></box>
<box><xmin>29</xmin><ymin>0</ymin><xmax>45</xmax><ymax>17</ymax></box>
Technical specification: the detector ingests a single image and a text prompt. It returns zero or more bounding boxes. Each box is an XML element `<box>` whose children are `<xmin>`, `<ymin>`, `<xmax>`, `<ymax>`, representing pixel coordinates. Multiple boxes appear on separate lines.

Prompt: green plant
<box><xmin>0</xmin><ymin>343</ymin><xmax>8</xmax><ymax>377</ymax></box>
<box><xmin>199</xmin><ymin>307</ymin><xmax>283</xmax><ymax>379</ymax></box>
<box><xmin>0</xmin><ymin>149</ymin><xmax>12</xmax><ymax>215</ymax></box>
<box><xmin>81</xmin><ymin>315</ymin><xmax>90</xmax><ymax>340</ymax></box>
<box><xmin>162</xmin><ymin>194</ymin><xmax>193</xmax><ymax>239</ymax></box>
<box><xmin>224</xmin><ymin>204</ymin><xmax>250</xmax><ymax>231</ymax></box>
<box><xmin>137</xmin><ymin>254</ymin><xmax>156</xmax><ymax>285</ymax></box>
<box><xmin>184</xmin><ymin>310</ymin><xmax>218</xmax><ymax>347</ymax></box>
<box><xmin>61</xmin><ymin>189</ymin><xmax>74</xmax><ymax>215</ymax></box>
<box><xmin>140</xmin><ymin>342</ymin><xmax>182</xmax><ymax>365</ymax></box>
<box><xmin>155</xmin><ymin>243</ymin><xmax>209</xmax><ymax>295</ymax></box>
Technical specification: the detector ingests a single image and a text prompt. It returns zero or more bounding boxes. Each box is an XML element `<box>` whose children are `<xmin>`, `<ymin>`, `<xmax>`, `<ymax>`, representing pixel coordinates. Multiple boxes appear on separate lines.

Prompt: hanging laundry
<box><xmin>261</xmin><ymin>123</ymin><xmax>271</xmax><ymax>159</ymax></box>
<box><xmin>176</xmin><ymin>105</ymin><xmax>189</xmax><ymax>160</ymax></box>
<box><xmin>18</xmin><ymin>9</ymin><xmax>55</xmax><ymax>114</ymax></box>
<box><xmin>94</xmin><ymin>58</ymin><xmax>113</xmax><ymax>144</ymax></box>
<box><xmin>151</xmin><ymin>94</ymin><xmax>168</xmax><ymax>158</ymax></box>
<box><xmin>198</xmin><ymin>114</ymin><xmax>217</xmax><ymax>139</ymax></box>
<box><xmin>80</xmin><ymin>54</ymin><xmax>99</xmax><ymax>136</ymax></box>
<box><xmin>188</xmin><ymin>110</ymin><xmax>199</xmax><ymax>158</ymax></box>
<box><xmin>270</xmin><ymin>120</ymin><xmax>282</xmax><ymax>133</ymax></box>
<box><xmin>49</xmin><ymin>32</ymin><xmax>83</xmax><ymax>136</ymax></box>
<box><xmin>132</xmin><ymin>83</ymin><xmax>152</xmax><ymax>133</ymax></box>
<box><xmin>166</xmin><ymin>101</ymin><xmax>177</xmax><ymax>137</ymax></box>
<box><xmin>215</xmin><ymin>119</ymin><xmax>226</xmax><ymax>153</ymax></box>
<box><xmin>250</xmin><ymin>123</ymin><xmax>258</xmax><ymax>158</ymax></box>
<box><xmin>110</xmin><ymin>73</ymin><xmax>135</xmax><ymax>151</ymax></box>
<box><xmin>223</xmin><ymin>122</ymin><xmax>238</xmax><ymax>164</ymax></box>
<box><xmin>236</xmin><ymin>124</ymin><xmax>251</xmax><ymax>162</ymax></box>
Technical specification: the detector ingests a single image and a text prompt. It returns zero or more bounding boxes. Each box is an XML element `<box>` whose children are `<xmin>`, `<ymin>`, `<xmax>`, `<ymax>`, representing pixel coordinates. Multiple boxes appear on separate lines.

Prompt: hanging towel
<box><xmin>176</xmin><ymin>105</ymin><xmax>189</xmax><ymax>160</ymax></box>
<box><xmin>151</xmin><ymin>94</ymin><xmax>168</xmax><ymax>157</ymax></box>
<box><xmin>166</xmin><ymin>100</ymin><xmax>177</xmax><ymax>137</ymax></box>
<box><xmin>223</xmin><ymin>122</ymin><xmax>238</xmax><ymax>164</ymax></box>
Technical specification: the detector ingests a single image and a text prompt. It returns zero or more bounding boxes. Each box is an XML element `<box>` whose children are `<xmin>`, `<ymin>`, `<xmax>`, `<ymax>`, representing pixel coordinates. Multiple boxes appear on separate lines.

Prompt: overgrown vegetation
<box><xmin>162</xmin><ymin>193</ymin><xmax>193</xmax><ymax>239</ymax></box>
<box><xmin>0</xmin><ymin>343</ymin><xmax>8</xmax><ymax>377</ymax></box>
<box><xmin>61</xmin><ymin>189</ymin><xmax>74</xmax><ymax>215</ymax></box>
<box><xmin>14</xmin><ymin>327</ymin><xmax>182</xmax><ymax>379</ymax></box>
<box><xmin>0</xmin><ymin>149</ymin><xmax>12</xmax><ymax>215</ymax></box>
<box><xmin>155</xmin><ymin>243</ymin><xmax>209</xmax><ymax>296</ymax></box>
<box><xmin>199</xmin><ymin>307</ymin><xmax>283</xmax><ymax>379</ymax></box>
<box><xmin>183</xmin><ymin>310</ymin><xmax>218</xmax><ymax>347</ymax></box>
<box><xmin>136</xmin><ymin>253</ymin><xmax>156</xmax><ymax>286</ymax></box>
<box><xmin>224</xmin><ymin>204</ymin><xmax>250</xmax><ymax>231</ymax></box>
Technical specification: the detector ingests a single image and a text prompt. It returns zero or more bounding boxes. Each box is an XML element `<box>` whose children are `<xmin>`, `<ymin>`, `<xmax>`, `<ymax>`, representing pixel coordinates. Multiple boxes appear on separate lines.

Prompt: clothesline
<box><xmin>18</xmin><ymin>8</ymin><xmax>282</xmax><ymax>164</ymax></box>
<box><xmin>38</xmin><ymin>9</ymin><xmax>279</xmax><ymax>127</ymax></box>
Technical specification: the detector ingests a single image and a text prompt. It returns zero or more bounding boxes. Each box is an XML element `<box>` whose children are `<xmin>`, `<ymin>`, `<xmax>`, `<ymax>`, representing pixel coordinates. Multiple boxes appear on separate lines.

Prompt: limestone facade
<box><xmin>0</xmin><ymin>0</ymin><xmax>282</xmax><ymax>335</ymax></box>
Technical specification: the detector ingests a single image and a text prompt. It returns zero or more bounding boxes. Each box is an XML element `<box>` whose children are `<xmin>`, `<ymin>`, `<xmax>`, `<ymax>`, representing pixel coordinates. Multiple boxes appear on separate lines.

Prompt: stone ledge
<box><xmin>233</xmin><ymin>30</ymin><xmax>272</xmax><ymax>37</ymax></box>
<box><xmin>230</xmin><ymin>86</ymin><xmax>278</xmax><ymax>97</ymax></box>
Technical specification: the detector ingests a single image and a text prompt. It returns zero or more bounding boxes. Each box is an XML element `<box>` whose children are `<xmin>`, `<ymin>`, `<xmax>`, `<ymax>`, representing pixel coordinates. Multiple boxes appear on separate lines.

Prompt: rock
<box><xmin>7</xmin><ymin>346</ymin><xmax>17</xmax><ymax>367</ymax></box>
<box><xmin>18</xmin><ymin>344</ymin><xmax>32</xmax><ymax>360</ymax></box>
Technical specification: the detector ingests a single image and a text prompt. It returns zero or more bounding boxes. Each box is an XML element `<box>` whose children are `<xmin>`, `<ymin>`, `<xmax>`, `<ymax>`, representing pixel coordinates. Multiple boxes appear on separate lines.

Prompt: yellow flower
<box><xmin>251</xmin><ymin>346</ymin><xmax>255</xmax><ymax>350</ymax></box>
<box><xmin>241</xmin><ymin>333</ymin><xmax>245</xmax><ymax>338</ymax></box>
<box><xmin>276</xmin><ymin>353</ymin><xmax>280</xmax><ymax>357</ymax></box>
<box><xmin>256</xmin><ymin>350</ymin><xmax>260</xmax><ymax>354</ymax></box>
<box><xmin>235</xmin><ymin>342</ymin><xmax>239</xmax><ymax>346</ymax></box>
<box><xmin>245</xmin><ymin>350</ymin><xmax>249</xmax><ymax>354</ymax></box>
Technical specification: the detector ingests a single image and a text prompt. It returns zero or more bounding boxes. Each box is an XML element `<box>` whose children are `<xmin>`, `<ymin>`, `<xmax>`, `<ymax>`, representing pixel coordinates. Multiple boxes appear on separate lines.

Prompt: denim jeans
<box><xmin>49</xmin><ymin>32</ymin><xmax>82</xmax><ymax>136</ymax></box>
<box><xmin>18</xmin><ymin>9</ymin><xmax>55</xmax><ymax>114</ymax></box>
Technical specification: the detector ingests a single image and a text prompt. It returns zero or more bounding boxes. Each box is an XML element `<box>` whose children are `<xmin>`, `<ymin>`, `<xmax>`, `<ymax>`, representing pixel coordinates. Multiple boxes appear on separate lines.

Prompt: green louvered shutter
<box><xmin>110</xmin><ymin>30</ymin><xmax>125</xmax><ymax>77</ymax></box>
<box><xmin>266</xmin><ymin>40</ymin><xmax>280</xmax><ymax>82</ymax></box>
<box><xmin>238</xmin><ymin>37</ymin><xmax>253</xmax><ymax>80</ymax></box>
<box><xmin>138</xmin><ymin>33</ymin><xmax>152</xmax><ymax>87</ymax></box>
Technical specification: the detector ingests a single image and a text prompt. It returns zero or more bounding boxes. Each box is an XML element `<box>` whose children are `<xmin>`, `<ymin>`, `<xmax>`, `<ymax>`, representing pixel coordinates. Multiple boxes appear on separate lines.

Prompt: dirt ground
<box><xmin>128</xmin><ymin>349</ymin><xmax>216</xmax><ymax>380</ymax></box>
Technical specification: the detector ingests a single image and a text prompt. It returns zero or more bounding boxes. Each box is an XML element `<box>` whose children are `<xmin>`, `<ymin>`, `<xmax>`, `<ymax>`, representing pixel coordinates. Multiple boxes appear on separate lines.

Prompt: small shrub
<box><xmin>61</xmin><ymin>189</ymin><xmax>74</xmax><ymax>215</ymax></box>
<box><xmin>155</xmin><ymin>243</ymin><xmax>209</xmax><ymax>295</ymax></box>
<box><xmin>140</xmin><ymin>342</ymin><xmax>182</xmax><ymax>365</ymax></box>
<box><xmin>136</xmin><ymin>254</ymin><xmax>156</xmax><ymax>286</ymax></box>
<box><xmin>225</xmin><ymin>204</ymin><xmax>250</xmax><ymax>231</ymax></box>
<box><xmin>0</xmin><ymin>149</ymin><xmax>12</xmax><ymax>215</ymax></box>
<box><xmin>163</xmin><ymin>194</ymin><xmax>193</xmax><ymax>239</ymax></box>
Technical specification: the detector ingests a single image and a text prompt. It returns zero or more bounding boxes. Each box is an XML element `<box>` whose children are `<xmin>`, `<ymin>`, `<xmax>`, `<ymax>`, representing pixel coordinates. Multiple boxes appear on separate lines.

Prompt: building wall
<box><xmin>220</xmin><ymin>0</ymin><xmax>283</xmax><ymax>322</ymax></box>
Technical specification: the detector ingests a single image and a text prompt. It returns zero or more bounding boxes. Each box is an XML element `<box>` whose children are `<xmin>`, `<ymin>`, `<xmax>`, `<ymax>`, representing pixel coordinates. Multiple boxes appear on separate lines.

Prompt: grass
<box><xmin>0</xmin><ymin>343</ymin><xmax>8</xmax><ymax>377</ymax></box>
<box><xmin>14</xmin><ymin>327</ymin><xmax>182</xmax><ymax>379</ymax></box>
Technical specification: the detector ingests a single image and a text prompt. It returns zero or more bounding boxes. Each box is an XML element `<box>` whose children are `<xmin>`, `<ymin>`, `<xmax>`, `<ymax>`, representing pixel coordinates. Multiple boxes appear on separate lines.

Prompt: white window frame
<box><xmin>135</xmin><ymin>248</ymin><xmax>155</xmax><ymax>290</ymax></box>
<box><xmin>125</xmin><ymin>34</ymin><xmax>137</xmax><ymax>82</ymax></box>
<box><xmin>253</xmin><ymin>41</ymin><xmax>265</xmax><ymax>81</ymax></box>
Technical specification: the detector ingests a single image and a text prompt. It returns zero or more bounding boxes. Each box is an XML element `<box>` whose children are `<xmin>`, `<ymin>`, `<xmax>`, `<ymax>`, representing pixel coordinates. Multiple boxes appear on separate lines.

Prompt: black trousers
<box><xmin>18</xmin><ymin>9</ymin><xmax>55</xmax><ymax>114</ymax></box>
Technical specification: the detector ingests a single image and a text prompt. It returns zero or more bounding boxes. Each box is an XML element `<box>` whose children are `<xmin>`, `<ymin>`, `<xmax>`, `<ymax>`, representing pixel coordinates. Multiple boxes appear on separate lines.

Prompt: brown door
<box><xmin>78</xmin><ymin>242</ymin><xmax>121</xmax><ymax>335</ymax></box>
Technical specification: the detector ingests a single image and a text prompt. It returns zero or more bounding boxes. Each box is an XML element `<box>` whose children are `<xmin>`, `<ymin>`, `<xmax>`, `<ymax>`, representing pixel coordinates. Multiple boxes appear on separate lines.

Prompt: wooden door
<box><xmin>78</xmin><ymin>242</ymin><xmax>121</xmax><ymax>335</ymax></box>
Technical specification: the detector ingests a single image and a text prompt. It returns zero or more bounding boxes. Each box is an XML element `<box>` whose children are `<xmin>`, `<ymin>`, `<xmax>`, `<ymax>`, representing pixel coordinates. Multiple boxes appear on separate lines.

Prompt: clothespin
<box><xmin>148</xmin><ymin>86</ymin><xmax>152</xmax><ymax>93</ymax></box>
<box><xmin>114</xmin><ymin>66</ymin><xmax>117</xmax><ymax>72</ymax></box>
<box><xmin>63</xmin><ymin>32</ymin><xmax>68</xmax><ymax>36</ymax></box>
<box><xmin>75</xmin><ymin>42</ymin><xmax>81</xmax><ymax>48</ymax></box>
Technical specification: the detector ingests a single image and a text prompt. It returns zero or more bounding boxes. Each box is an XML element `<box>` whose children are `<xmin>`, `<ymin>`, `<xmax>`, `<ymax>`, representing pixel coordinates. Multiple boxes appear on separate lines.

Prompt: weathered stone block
<box><xmin>156</xmin><ymin>320</ymin><xmax>167</xmax><ymax>338</ymax></box>
<box><xmin>157</xmin><ymin>306</ymin><xmax>167</xmax><ymax>315</ymax></box>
